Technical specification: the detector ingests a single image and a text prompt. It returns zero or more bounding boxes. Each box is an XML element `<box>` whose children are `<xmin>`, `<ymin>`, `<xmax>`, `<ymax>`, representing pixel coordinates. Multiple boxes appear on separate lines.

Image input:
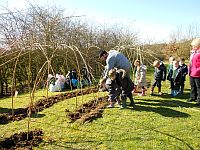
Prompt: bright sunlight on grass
<box><xmin>0</xmin><ymin>67</ymin><xmax>200</xmax><ymax>150</ymax></box>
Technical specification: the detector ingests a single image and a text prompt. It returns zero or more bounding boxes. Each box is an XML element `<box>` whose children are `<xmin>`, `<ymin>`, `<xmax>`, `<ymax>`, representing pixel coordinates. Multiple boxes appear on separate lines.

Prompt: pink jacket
<box><xmin>189</xmin><ymin>48</ymin><xmax>200</xmax><ymax>78</ymax></box>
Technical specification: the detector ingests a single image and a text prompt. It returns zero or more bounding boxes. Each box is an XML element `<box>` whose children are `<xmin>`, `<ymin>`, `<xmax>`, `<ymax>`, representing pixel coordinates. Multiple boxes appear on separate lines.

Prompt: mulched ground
<box><xmin>66</xmin><ymin>96</ymin><xmax>109</xmax><ymax>123</ymax></box>
<box><xmin>0</xmin><ymin>129</ymin><xmax>43</xmax><ymax>150</ymax></box>
<box><xmin>0</xmin><ymin>87</ymin><xmax>98</xmax><ymax>124</ymax></box>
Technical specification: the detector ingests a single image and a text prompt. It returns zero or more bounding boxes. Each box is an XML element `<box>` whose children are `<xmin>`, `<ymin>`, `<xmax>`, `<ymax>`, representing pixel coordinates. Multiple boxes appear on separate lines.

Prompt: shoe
<box><xmin>119</xmin><ymin>105</ymin><xmax>127</xmax><ymax>109</ymax></box>
<box><xmin>138</xmin><ymin>93</ymin><xmax>145</xmax><ymax>96</ymax></box>
<box><xmin>150</xmin><ymin>92</ymin><xmax>154</xmax><ymax>96</ymax></box>
<box><xmin>130</xmin><ymin>102</ymin><xmax>135</xmax><ymax>107</ymax></box>
<box><xmin>173</xmin><ymin>90</ymin><xmax>178</xmax><ymax>96</ymax></box>
<box><xmin>107</xmin><ymin>102</ymin><xmax>114</xmax><ymax>108</ymax></box>
<box><xmin>187</xmin><ymin>98</ymin><xmax>196</xmax><ymax>102</ymax></box>
<box><xmin>141</xmin><ymin>89</ymin><xmax>145</xmax><ymax>96</ymax></box>
<box><xmin>150</xmin><ymin>91</ymin><xmax>153</xmax><ymax>95</ymax></box>
<box><xmin>115</xmin><ymin>101</ymin><xmax>120</xmax><ymax>105</ymax></box>
<box><xmin>171</xmin><ymin>90</ymin><xmax>174</xmax><ymax>95</ymax></box>
<box><xmin>158</xmin><ymin>92</ymin><xmax>163</xmax><ymax>95</ymax></box>
<box><xmin>120</xmin><ymin>100</ymin><xmax>127</xmax><ymax>109</ymax></box>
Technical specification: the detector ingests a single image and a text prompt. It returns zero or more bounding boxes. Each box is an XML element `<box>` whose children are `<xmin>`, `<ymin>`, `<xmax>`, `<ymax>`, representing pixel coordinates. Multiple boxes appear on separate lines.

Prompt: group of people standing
<box><xmin>99</xmin><ymin>37</ymin><xmax>200</xmax><ymax>108</ymax></box>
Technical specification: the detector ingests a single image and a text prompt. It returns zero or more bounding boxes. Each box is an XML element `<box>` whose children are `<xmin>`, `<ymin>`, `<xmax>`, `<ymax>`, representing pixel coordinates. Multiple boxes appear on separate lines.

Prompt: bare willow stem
<box><xmin>11</xmin><ymin>50</ymin><xmax>23</xmax><ymax>116</ymax></box>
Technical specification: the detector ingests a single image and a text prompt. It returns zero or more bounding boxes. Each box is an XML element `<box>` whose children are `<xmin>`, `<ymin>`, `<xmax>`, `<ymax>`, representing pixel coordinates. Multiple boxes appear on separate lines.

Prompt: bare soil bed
<box><xmin>0</xmin><ymin>87</ymin><xmax>98</xmax><ymax>124</ymax></box>
<box><xmin>0</xmin><ymin>129</ymin><xmax>43</xmax><ymax>150</ymax></box>
<box><xmin>66</xmin><ymin>96</ymin><xmax>108</xmax><ymax>123</ymax></box>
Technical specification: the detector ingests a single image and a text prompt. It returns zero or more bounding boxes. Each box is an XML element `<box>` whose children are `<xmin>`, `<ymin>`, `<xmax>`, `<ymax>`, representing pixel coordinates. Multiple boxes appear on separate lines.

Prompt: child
<box><xmin>99</xmin><ymin>75</ymin><xmax>121</xmax><ymax>108</ymax></box>
<box><xmin>150</xmin><ymin>60</ymin><xmax>166</xmax><ymax>95</ymax></box>
<box><xmin>81</xmin><ymin>67</ymin><xmax>92</xmax><ymax>86</ymax></box>
<box><xmin>168</xmin><ymin>56</ymin><xmax>175</xmax><ymax>70</ymax></box>
<box><xmin>167</xmin><ymin>60</ymin><xmax>182</xmax><ymax>96</ymax></box>
<box><xmin>108</xmin><ymin>69</ymin><xmax>135</xmax><ymax>108</ymax></box>
<box><xmin>133</xmin><ymin>59</ymin><xmax>147</xmax><ymax>96</ymax></box>
<box><xmin>179</xmin><ymin>58</ymin><xmax>188</xmax><ymax>94</ymax></box>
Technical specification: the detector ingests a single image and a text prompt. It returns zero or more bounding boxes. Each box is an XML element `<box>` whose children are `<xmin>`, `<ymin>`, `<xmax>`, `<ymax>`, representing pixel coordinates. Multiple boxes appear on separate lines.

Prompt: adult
<box><xmin>188</xmin><ymin>38</ymin><xmax>200</xmax><ymax>106</ymax></box>
<box><xmin>99</xmin><ymin>49</ymin><xmax>131</xmax><ymax>79</ymax></box>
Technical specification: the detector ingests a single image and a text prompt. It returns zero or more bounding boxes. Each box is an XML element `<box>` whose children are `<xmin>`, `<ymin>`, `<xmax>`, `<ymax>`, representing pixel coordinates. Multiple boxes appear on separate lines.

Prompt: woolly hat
<box><xmin>191</xmin><ymin>38</ymin><xmax>200</xmax><ymax>48</ymax></box>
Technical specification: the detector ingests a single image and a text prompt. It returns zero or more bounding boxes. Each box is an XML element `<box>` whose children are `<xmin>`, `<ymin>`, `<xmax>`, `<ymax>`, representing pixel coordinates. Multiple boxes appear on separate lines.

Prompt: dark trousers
<box><xmin>180</xmin><ymin>81</ymin><xmax>185</xmax><ymax>93</ymax></box>
<box><xmin>190</xmin><ymin>76</ymin><xmax>200</xmax><ymax>103</ymax></box>
<box><xmin>170</xmin><ymin>80</ymin><xmax>180</xmax><ymax>91</ymax></box>
<box><xmin>152</xmin><ymin>79</ymin><xmax>161</xmax><ymax>87</ymax></box>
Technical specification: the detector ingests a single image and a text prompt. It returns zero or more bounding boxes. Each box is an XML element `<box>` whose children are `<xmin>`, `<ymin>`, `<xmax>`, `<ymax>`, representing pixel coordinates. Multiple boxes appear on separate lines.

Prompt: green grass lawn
<box><xmin>0</xmin><ymin>68</ymin><xmax>200</xmax><ymax>150</ymax></box>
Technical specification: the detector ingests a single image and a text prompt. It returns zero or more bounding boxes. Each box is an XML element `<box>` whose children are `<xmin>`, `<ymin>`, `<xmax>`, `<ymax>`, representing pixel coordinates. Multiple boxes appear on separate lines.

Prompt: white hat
<box><xmin>48</xmin><ymin>74</ymin><xmax>54</xmax><ymax>79</ymax></box>
<box><xmin>191</xmin><ymin>38</ymin><xmax>200</xmax><ymax>48</ymax></box>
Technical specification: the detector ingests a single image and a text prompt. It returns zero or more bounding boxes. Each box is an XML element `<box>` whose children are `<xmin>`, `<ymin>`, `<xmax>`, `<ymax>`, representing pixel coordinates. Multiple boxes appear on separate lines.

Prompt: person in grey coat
<box><xmin>99</xmin><ymin>49</ymin><xmax>131</xmax><ymax>79</ymax></box>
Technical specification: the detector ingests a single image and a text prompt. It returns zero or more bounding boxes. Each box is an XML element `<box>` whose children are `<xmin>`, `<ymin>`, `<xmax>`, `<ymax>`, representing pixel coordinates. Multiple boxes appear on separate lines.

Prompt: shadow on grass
<box><xmin>134</xmin><ymin>97</ymin><xmax>193</xmax><ymax>117</ymax></box>
<box><xmin>30</xmin><ymin>113</ymin><xmax>46</xmax><ymax>118</ymax></box>
<box><xmin>133</xmin><ymin>105</ymin><xmax>190</xmax><ymax>118</ymax></box>
<box><xmin>0</xmin><ymin>107</ymin><xmax>27</xmax><ymax>114</ymax></box>
<box><xmin>48</xmin><ymin>133</ymin><xmax>194</xmax><ymax>150</ymax></box>
<box><xmin>43</xmin><ymin>140</ymin><xmax>87</xmax><ymax>150</ymax></box>
<box><xmin>136</xmin><ymin>98</ymin><xmax>196</xmax><ymax>108</ymax></box>
<box><xmin>160</xmin><ymin>92</ymin><xmax>190</xmax><ymax>100</ymax></box>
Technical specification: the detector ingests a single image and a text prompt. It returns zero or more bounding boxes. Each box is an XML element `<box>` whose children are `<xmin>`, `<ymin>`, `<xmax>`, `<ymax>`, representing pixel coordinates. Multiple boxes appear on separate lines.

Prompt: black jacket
<box><xmin>180</xmin><ymin>64</ymin><xmax>188</xmax><ymax>81</ymax></box>
<box><xmin>167</xmin><ymin>66</ymin><xmax>182</xmax><ymax>84</ymax></box>
<box><xmin>154</xmin><ymin>64</ymin><xmax>167</xmax><ymax>81</ymax></box>
<box><xmin>116</xmin><ymin>70</ymin><xmax>134</xmax><ymax>95</ymax></box>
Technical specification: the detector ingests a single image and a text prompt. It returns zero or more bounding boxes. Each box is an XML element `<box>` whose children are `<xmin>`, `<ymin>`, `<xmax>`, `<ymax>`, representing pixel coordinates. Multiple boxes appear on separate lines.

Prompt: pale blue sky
<box><xmin>0</xmin><ymin>0</ymin><xmax>200</xmax><ymax>42</ymax></box>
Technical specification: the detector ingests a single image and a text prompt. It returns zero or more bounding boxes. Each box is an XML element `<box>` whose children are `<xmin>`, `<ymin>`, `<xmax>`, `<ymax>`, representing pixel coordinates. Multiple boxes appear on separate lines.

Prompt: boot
<box><xmin>141</xmin><ymin>88</ymin><xmax>145</xmax><ymax>96</ymax></box>
<box><xmin>132</xmin><ymin>86</ymin><xmax>137</xmax><ymax>94</ymax></box>
<box><xmin>196</xmin><ymin>99</ymin><xmax>200</xmax><ymax>107</ymax></box>
<box><xmin>180</xmin><ymin>85</ymin><xmax>184</xmax><ymax>94</ymax></box>
<box><xmin>107</xmin><ymin>101</ymin><xmax>114</xmax><ymax>108</ymax></box>
<box><xmin>120</xmin><ymin>99</ymin><xmax>127</xmax><ymax>109</ymax></box>
<box><xmin>115</xmin><ymin>99</ymin><xmax>121</xmax><ymax>106</ymax></box>
<box><xmin>173</xmin><ymin>90</ymin><xmax>180</xmax><ymax>96</ymax></box>
<box><xmin>129</xmin><ymin>97</ymin><xmax>135</xmax><ymax>107</ymax></box>
<box><xmin>187</xmin><ymin>98</ymin><xmax>196</xmax><ymax>102</ymax></box>
<box><xmin>158</xmin><ymin>87</ymin><xmax>163</xmax><ymax>95</ymax></box>
<box><xmin>150</xmin><ymin>87</ymin><xmax>154</xmax><ymax>95</ymax></box>
<box><xmin>171</xmin><ymin>90</ymin><xmax>174</xmax><ymax>96</ymax></box>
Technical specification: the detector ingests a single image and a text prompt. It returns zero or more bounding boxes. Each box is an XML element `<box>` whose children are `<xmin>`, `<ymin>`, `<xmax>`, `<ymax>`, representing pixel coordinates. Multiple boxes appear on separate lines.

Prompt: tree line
<box><xmin>0</xmin><ymin>4</ymin><xmax>198</xmax><ymax>96</ymax></box>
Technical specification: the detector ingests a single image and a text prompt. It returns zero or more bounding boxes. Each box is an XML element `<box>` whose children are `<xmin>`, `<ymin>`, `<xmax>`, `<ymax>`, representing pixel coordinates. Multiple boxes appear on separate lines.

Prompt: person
<box><xmin>81</xmin><ymin>67</ymin><xmax>92</xmax><ymax>86</ymax></box>
<box><xmin>167</xmin><ymin>60</ymin><xmax>182</xmax><ymax>96</ymax></box>
<box><xmin>100</xmin><ymin>72</ymin><xmax>121</xmax><ymax>108</ymax></box>
<box><xmin>179</xmin><ymin>57</ymin><xmax>188</xmax><ymax>94</ymax></box>
<box><xmin>133</xmin><ymin>59</ymin><xmax>147</xmax><ymax>96</ymax></box>
<box><xmin>66</xmin><ymin>68</ymin><xmax>78</xmax><ymax>88</ymax></box>
<box><xmin>99</xmin><ymin>49</ymin><xmax>131</xmax><ymax>79</ymax></box>
<box><xmin>187</xmin><ymin>38</ymin><xmax>200</xmax><ymax>106</ymax></box>
<box><xmin>150</xmin><ymin>60</ymin><xmax>166</xmax><ymax>95</ymax></box>
<box><xmin>167</xmin><ymin>56</ymin><xmax>176</xmax><ymax>92</ymax></box>
<box><xmin>106</xmin><ymin>68</ymin><xmax>135</xmax><ymax>108</ymax></box>
<box><xmin>160</xmin><ymin>61</ymin><xmax>167</xmax><ymax>81</ymax></box>
<box><xmin>168</xmin><ymin>56</ymin><xmax>175</xmax><ymax>70</ymax></box>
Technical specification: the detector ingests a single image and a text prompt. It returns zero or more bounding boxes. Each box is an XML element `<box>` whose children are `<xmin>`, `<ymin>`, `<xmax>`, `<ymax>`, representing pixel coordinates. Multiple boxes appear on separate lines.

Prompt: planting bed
<box><xmin>0</xmin><ymin>87</ymin><xmax>98</xmax><ymax>124</ymax></box>
<box><xmin>66</xmin><ymin>96</ymin><xmax>108</xmax><ymax>123</ymax></box>
<box><xmin>0</xmin><ymin>129</ymin><xmax>43</xmax><ymax>150</ymax></box>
